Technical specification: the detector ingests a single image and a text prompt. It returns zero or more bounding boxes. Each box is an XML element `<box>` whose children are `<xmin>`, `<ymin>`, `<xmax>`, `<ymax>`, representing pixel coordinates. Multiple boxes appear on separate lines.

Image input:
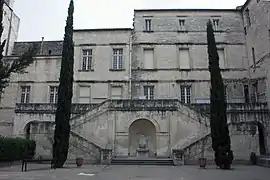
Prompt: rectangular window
<box><xmin>112</xmin><ymin>49</ymin><xmax>123</xmax><ymax>69</ymax></box>
<box><xmin>143</xmin><ymin>86</ymin><xmax>154</xmax><ymax>99</ymax></box>
<box><xmin>252</xmin><ymin>47</ymin><xmax>256</xmax><ymax>68</ymax></box>
<box><xmin>49</xmin><ymin>86</ymin><xmax>58</xmax><ymax>103</ymax></box>
<box><xmin>145</xmin><ymin>19</ymin><xmax>152</xmax><ymax>32</ymax></box>
<box><xmin>180</xmin><ymin>86</ymin><xmax>191</xmax><ymax>104</ymax></box>
<box><xmin>245</xmin><ymin>9</ymin><xmax>251</xmax><ymax>26</ymax></box>
<box><xmin>213</xmin><ymin>19</ymin><xmax>219</xmax><ymax>31</ymax></box>
<box><xmin>143</xmin><ymin>49</ymin><xmax>154</xmax><ymax>69</ymax></box>
<box><xmin>111</xmin><ymin>86</ymin><xmax>122</xmax><ymax>99</ymax></box>
<box><xmin>217</xmin><ymin>48</ymin><xmax>225</xmax><ymax>69</ymax></box>
<box><xmin>244</xmin><ymin>85</ymin><xmax>250</xmax><ymax>103</ymax></box>
<box><xmin>244</xmin><ymin>27</ymin><xmax>247</xmax><ymax>35</ymax></box>
<box><xmin>251</xmin><ymin>82</ymin><xmax>258</xmax><ymax>103</ymax></box>
<box><xmin>179</xmin><ymin>49</ymin><xmax>190</xmax><ymax>69</ymax></box>
<box><xmin>224</xmin><ymin>85</ymin><xmax>228</xmax><ymax>101</ymax></box>
<box><xmin>82</xmin><ymin>49</ymin><xmax>93</xmax><ymax>71</ymax></box>
<box><xmin>179</xmin><ymin>20</ymin><xmax>185</xmax><ymax>31</ymax></box>
<box><xmin>20</xmin><ymin>86</ymin><xmax>30</xmax><ymax>103</ymax></box>
<box><xmin>79</xmin><ymin>86</ymin><xmax>91</xmax><ymax>103</ymax></box>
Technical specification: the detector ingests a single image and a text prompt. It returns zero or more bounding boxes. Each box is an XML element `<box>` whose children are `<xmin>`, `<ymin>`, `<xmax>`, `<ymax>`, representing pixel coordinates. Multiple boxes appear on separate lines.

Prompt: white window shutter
<box><xmin>144</xmin><ymin>49</ymin><xmax>154</xmax><ymax>69</ymax></box>
<box><xmin>179</xmin><ymin>49</ymin><xmax>190</xmax><ymax>69</ymax></box>
<box><xmin>218</xmin><ymin>49</ymin><xmax>225</xmax><ymax>69</ymax></box>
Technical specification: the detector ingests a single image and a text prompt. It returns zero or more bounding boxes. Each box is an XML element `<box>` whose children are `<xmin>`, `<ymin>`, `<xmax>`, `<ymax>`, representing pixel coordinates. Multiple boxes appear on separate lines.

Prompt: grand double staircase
<box><xmin>15</xmin><ymin>99</ymin><xmax>270</xmax><ymax>166</ymax></box>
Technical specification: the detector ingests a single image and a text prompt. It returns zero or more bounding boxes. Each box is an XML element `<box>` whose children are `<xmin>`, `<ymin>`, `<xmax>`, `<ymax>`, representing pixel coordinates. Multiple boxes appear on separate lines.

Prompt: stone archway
<box><xmin>128</xmin><ymin>119</ymin><xmax>157</xmax><ymax>157</ymax></box>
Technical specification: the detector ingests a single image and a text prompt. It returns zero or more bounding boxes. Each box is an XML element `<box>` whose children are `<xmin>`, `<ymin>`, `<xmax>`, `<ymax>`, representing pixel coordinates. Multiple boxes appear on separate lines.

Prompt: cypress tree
<box><xmin>207</xmin><ymin>20</ymin><xmax>233</xmax><ymax>169</ymax></box>
<box><xmin>53</xmin><ymin>0</ymin><xmax>74</xmax><ymax>168</ymax></box>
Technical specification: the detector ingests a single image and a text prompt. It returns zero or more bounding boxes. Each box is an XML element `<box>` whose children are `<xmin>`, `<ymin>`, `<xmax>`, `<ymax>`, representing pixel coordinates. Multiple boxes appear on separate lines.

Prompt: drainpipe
<box><xmin>129</xmin><ymin>33</ymin><xmax>133</xmax><ymax>99</ymax></box>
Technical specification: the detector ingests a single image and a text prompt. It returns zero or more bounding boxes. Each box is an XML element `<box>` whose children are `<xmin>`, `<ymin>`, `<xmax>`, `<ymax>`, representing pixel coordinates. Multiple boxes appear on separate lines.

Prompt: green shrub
<box><xmin>0</xmin><ymin>136</ymin><xmax>36</xmax><ymax>161</ymax></box>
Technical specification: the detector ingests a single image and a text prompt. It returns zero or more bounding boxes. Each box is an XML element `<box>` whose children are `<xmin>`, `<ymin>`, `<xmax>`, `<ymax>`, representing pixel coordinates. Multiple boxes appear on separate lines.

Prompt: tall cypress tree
<box><xmin>53</xmin><ymin>0</ymin><xmax>74</xmax><ymax>168</ymax></box>
<box><xmin>207</xmin><ymin>20</ymin><xmax>233</xmax><ymax>169</ymax></box>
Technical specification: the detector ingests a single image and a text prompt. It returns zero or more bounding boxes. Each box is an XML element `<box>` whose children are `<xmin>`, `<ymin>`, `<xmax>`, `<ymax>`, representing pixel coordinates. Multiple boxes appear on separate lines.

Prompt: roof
<box><xmin>11</xmin><ymin>41</ymin><xmax>63</xmax><ymax>56</ymax></box>
<box><xmin>74</xmin><ymin>28</ymin><xmax>132</xmax><ymax>32</ymax></box>
<box><xmin>134</xmin><ymin>8</ymin><xmax>240</xmax><ymax>12</ymax></box>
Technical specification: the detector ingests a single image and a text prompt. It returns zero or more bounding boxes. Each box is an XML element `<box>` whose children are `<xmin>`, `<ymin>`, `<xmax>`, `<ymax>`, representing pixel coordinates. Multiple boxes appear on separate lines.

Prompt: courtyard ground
<box><xmin>0</xmin><ymin>164</ymin><xmax>269</xmax><ymax>180</ymax></box>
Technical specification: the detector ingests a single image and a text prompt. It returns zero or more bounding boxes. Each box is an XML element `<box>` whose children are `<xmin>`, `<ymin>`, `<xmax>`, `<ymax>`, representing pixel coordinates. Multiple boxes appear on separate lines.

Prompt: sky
<box><xmin>13</xmin><ymin>0</ymin><xmax>247</xmax><ymax>41</ymax></box>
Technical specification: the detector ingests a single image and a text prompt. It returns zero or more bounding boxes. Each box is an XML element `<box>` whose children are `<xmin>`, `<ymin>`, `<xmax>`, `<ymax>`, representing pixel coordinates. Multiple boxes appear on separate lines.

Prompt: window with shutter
<box><xmin>144</xmin><ymin>49</ymin><xmax>154</xmax><ymax>69</ymax></box>
<box><xmin>79</xmin><ymin>86</ymin><xmax>91</xmax><ymax>103</ymax></box>
<box><xmin>179</xmin><ymin>49</ymin><xmax>190</xmax><ymax>69</ymax></box>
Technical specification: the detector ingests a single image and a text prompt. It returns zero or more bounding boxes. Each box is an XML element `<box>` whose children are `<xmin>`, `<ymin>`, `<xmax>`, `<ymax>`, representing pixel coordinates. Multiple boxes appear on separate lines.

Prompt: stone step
<box><xmin>257</xmin><ymin>156</ymin><xmax>270</xmax><ymax>168</ymax></box>
<box><xmin>111</xmin><ymin>158</ymin><xmax>174</xmax><ymax>166</ymax></box>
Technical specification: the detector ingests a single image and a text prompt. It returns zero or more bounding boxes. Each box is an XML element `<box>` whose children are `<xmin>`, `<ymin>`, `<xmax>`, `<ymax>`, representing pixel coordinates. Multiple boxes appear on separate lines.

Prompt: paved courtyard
<box><xmin>0</xmin><ymin>164</ymin><xmax>269</xmax><ymax>180</ymax></box>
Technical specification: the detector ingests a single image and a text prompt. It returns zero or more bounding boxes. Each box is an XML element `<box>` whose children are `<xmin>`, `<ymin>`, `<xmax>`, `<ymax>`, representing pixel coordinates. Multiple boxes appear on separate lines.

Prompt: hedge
<box><xmin>0</xmin><ymin>136</ymin><xmax>36</xmax><ymax>161</ymax></box>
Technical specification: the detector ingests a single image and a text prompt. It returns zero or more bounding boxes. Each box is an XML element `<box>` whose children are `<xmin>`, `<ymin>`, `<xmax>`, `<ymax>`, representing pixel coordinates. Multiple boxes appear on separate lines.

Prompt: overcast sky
<box><xmin>13</xmin><ymin>0</ymin><xmax>247</xmax><ymax>41</ymax></box>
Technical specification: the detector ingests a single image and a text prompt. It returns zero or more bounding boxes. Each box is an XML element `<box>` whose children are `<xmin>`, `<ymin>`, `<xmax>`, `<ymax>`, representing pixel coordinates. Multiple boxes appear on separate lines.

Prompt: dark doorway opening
<box><xmin>25</xmin><ymin>124</ymin><xmax>31</xmax><ymax>140</ymax></box>
<box><xmin>258</xmin><ymin>123</ymin><xmax>266</xmax><ymax>155</ymax></box>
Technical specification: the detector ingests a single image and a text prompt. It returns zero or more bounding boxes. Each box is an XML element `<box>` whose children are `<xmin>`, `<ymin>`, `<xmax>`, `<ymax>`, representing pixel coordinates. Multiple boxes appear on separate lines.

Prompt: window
<box><xmin>244</xmin><ymin>27</ymin><xmax>247</xmax><ymax>35</ymax></box>
<box><xmin>180</xmin><ymin>86</ymin><xmax>191</xmax><ymax>104</ymax></box>
<box><xmin>143</xmin><ymin>86</ymin><xmax>154</xmax><ymax>99</ymax></box>
<box><xmin>179</xmin><ymin>20</ymin><xmax>185</xmax><ymax>31</ymax></box>
<box><xmin>217</xmin><ymin>48</ymin><xmax>225</xmax><ymax>69</ymax></box>
<box><xmin>112</xmin><ymin>49</ymin><xmax>123</xmax><ymax>69</ymax></box>
<box><xmin>179</xmin><ymin>49</ymin><xmax>190</xmax><ymax>69</ymax></box>
<box><xmin>20</xmin><ymin>86</ymin><xmax>30</xmax><ymax>103</ymax></box>
<box><xmin>251</xmin><ymin>82</ymin><xmax>258</xmax><ymax>103</ymax></box>
<box><xmin>245</xmin><ymin>9</ymin><xmax>251</xmax><ymax>26</ymax></box>
<box><xmin>244</xmin><ymin>85</ymin><xmax>250</xmax><ymax>103</ymax></box>
<box><xmin>145</xmin><ymin>19</ymin><xmax>152</xmax><ymax>32</ymax></box>
<box><xmin>224</xmin><ymin>85</ymin><xmax>228</xmax><ymax>100</ymax></box>
<box><xmin>213</xmin><ymin>19</ymin><xmax>219</xmax><ymax>31</ymax></box>
<box><xmin>82</xmin><ymin>49</ymin><xmax>93</xmax><ymax>71</ymax></box>
<box><xmin>79</xmin><ymin>86</ymin><xmax>91</xmax><ymax>103</ymax></box>
<box><xmin>111</xmin><ymin>86</ymin><xmax>122</xmax><ymax>99</ymax></box>
<box><xmin>252</xmin><ymin>47</ymin><xmax>256</xmax><ymax>68</ymax></box>
<box><xmin>49</xmin><ymin>86</ymin><xmax>58</xmax><ymax>103</ymax></box>
<box><xmin>143</xmin><ymin>49</ymin><xmax>154</xmax><ymax>69</ymax></box>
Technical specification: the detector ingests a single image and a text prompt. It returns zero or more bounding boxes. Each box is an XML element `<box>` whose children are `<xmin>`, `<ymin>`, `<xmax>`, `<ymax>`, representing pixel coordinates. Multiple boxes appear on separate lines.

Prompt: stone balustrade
<box><xmin>15</xmin><ymin>103</ymin><xmax>98</xmax><ymax>114</ymax></box>
<box><xmin>15</xmin><ymin>101</ymin><xmax>269</xmax><ymax>114</ymax></box>
<box><xmin>191</xmin><ymin>103</ymin><xmax>269</xmax><ymax>114</ymax></box>
<box><xmin>107</xmin><ymin>99</ymin><xmax>179</xmax><ymax>111</ymax></box>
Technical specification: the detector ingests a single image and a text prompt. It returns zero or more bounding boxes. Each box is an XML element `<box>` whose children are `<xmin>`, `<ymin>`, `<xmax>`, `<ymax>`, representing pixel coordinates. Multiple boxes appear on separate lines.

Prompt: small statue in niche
<box><xmin>138</xmin><ymin>134</ymin><xmax>148</xmax><ymax>149</ymax></box>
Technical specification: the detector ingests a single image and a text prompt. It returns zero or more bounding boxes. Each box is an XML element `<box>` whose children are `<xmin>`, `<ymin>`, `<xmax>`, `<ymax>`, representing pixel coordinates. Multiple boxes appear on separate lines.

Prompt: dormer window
<box><xmin>145</xmin><ymin>19</ymin><xmax>152</xmax><ymax>32</ymax></box>
<box><xmin>213</xmin><ymin>19</ymin><xmax>219</xmax><ymax>31</ymax></box>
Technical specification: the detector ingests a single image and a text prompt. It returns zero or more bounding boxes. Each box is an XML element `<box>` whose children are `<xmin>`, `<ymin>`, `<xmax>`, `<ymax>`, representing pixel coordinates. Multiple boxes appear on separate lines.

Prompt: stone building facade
<box><xmin>2</xmin><ymin>0</ymin><xmax>20</xmax><ymax>56</ymax></box>
<box><xmin>0</xmin><ymin>0</ymin><xmax>269</xmax><ymax>163</ymax></box>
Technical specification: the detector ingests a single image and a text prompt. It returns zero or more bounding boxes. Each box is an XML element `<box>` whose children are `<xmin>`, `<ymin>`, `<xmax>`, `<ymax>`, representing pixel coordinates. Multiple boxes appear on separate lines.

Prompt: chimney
<box><xmin>40</xmin><ymin>37</ymin><xmax>44</xmax><ymax>54</ymax></box>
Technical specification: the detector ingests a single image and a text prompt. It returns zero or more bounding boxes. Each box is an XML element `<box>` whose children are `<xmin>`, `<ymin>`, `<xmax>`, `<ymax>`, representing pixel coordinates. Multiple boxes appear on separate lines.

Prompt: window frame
<box><xmin>112</xmin><ymin>48</ymin><xmax>124</xmax><ymax>70</ymax></box>
<box><xmin>179</xmin><ymin>19</ymin><xmax>186</xmax><ymax>31</ymax></box>
<box><xmin>81</xmin><ymin>49</ymin><xmax>93</xmax><ymax>71</ymax></box>
<box><xmin>143</xmin><ymin>86</ymin><xmax>154</xmax><ymax>99</ymax></box>
<box><xmin>20</xmin><ymin>86</ymin><xmax>31</xmax><ymax>104</ymax></box>
<box><xmin>110</xmin><ymin>85</ymin><xmax>123</xmax><ymax>99</ymax></box>
<box><xmin>213</xmin><ymin>19</ymin><xmax>220</xmax><ymax>31</ymax></box>
<box><xmin>145</xmin><ymin>19</ymin><xmax>152</xmax><ymax>32</ymax></box>
<box><xmin>49</xmin><ymin>86</ymin><xmax>58</xmax><ymax>104</ymax></box>
<box><xmin>78</xmin><ymin>85</ymin><xmax>91</xmax><ymax>103</ymax></box>
<box><xmin>180</xmin><ymin>86</ymin><xmax>191</xmax><ymax>104</ymax></box>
